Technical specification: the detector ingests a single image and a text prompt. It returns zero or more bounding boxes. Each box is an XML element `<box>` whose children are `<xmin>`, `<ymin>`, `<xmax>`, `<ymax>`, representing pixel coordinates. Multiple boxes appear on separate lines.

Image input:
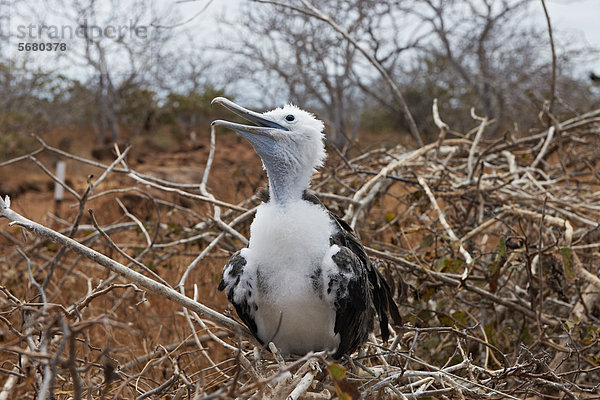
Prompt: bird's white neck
<box><xmin>265</xmin><ymin>164</ymin><xmax>313</xmax><ymax>205</ymax></box>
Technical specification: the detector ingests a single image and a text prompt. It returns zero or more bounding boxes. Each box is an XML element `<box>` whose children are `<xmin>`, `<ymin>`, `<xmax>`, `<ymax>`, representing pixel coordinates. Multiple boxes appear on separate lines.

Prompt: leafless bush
<box><xmin>1</xmin><ymin>103</ymin><xmax>600</xmax><ymax>398</ymax></box>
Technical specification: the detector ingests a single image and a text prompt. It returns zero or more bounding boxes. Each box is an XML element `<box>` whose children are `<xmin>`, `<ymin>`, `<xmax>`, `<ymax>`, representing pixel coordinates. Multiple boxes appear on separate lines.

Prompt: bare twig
<box><xmin>252</xmin><ymin>0</ymin><xmax>423</xmax><ymax>147</ymax></box>
<box><xmin>0</xmin><ymin>195</ymin><xmax>253</xmax><ymax>340</ymax></box>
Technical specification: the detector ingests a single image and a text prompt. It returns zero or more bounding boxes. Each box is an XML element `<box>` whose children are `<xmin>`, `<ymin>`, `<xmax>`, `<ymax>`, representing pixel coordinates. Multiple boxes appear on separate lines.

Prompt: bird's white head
<box><xmin>212</xmin><ymin>97</ymin><xmax>326</xmax><ymax>204</ymax></box>
<box><xmin>260</xmin><ymin>103</ymin><xmax>326</xmax><ymax>170</ymax></box>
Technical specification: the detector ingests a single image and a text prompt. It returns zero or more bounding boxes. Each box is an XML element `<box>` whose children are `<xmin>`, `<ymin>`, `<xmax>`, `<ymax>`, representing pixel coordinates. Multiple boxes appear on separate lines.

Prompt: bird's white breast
<box><xmin>241</xmin><ymin>200</ymin><xmax>339</xmax><ymax>355</ymax></box>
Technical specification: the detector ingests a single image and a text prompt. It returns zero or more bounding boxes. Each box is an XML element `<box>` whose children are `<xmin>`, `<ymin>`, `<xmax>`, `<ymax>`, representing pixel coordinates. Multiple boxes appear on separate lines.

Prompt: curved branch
<box><xmin>252</xmin><ymin>0</ymin><xmax>423</xmax><ymax>147</ymax></box>
<box><xmin>0</xmin><ymin>195</ymin><xmax>254</xmax><ymax>342</ymax></box>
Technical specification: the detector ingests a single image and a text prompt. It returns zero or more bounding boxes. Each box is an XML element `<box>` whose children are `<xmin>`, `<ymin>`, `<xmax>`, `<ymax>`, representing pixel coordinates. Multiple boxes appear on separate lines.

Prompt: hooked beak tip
<box><xmin>211</xmin><ymin>97</ymin><xmax>226</xmax><ymax>107</ymax></box>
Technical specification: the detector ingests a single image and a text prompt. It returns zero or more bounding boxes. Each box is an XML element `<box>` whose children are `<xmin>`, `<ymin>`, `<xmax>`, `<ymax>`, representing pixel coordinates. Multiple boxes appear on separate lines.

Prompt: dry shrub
<box><xmin>1</xmin><ymin>107</ymin><xmax>600</xmax><ymax>399</ymax></box>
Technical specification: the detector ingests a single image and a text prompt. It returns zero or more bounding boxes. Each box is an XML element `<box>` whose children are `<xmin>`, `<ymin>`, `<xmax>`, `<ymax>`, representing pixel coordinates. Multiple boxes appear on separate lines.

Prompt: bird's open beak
<box><xmin>211</xmin><ymin>97</ymin><xmax>289</xmax><ymax>138</ymax></box>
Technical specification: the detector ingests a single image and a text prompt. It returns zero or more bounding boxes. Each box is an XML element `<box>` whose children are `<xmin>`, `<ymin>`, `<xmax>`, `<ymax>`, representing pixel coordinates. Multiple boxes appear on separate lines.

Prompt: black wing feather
<box><xmin>218</xmin><ymin>251</ymin><xmax>260</xmax><ymax>340</ymax></box>
<box><xmin>329</xmin><ymin>247</ymin><xmax>373</xmax><ymax>358</ymax></box>
<box><xmin>302</xmin><ymin>191</ymin><xmax>402</xmax><ymax>329</ymax></box>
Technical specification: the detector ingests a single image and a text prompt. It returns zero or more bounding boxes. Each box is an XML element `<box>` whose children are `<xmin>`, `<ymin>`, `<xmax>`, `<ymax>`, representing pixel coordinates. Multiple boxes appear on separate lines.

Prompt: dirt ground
<box><xmin>1</xmin><ymin>127</ymin><xmax>266</xmax><ymax>217</ymax></box>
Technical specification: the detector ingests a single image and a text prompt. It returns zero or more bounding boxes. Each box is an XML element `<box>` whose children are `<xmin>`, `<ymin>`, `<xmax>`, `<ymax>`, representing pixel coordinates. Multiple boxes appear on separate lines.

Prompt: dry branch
<box><xmin>0</xmin><ymin>196</ymin><xmax>251</xmax><ymax>339</ymax></box>
<box><xmin>1</xmin><ymin>105</ymin><xmax>600</xmax><ymax>398</ymax></box>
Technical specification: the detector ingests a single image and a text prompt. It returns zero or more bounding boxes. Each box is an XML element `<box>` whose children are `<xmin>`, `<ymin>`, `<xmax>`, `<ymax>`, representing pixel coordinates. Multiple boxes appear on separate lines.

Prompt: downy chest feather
<box><xmin>243</xmin><ymin>200</ymin><xmax>335</xmax><ymax>297</ymax></box>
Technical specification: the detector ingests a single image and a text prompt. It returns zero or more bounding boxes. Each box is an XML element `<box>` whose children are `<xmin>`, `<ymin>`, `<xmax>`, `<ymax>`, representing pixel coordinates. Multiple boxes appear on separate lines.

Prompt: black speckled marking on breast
<box><xmin>310</xmin><ymin>267</ymin><xmax>323</xmax><ymax>297</ymax></box>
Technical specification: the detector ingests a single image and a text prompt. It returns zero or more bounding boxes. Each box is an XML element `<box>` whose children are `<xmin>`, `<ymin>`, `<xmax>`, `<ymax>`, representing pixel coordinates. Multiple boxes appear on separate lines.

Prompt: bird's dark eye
<box><xmin>285</xmin><ymin>114</ymin><xmax>295</xmax><ymax>122</ymax></box>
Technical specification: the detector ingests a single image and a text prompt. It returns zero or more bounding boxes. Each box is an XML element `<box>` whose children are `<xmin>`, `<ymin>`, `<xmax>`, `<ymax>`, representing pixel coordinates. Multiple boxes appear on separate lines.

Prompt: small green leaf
<box><xmin>452</xmin><ymin>311</ymin><xmax>468</xmax><ymax>326</ymax></box>
<box><xmin>420</xmin><ymin>234</ymin><xmax>434</xmax><ymax>249</ymax></box>
<box><xmin>406</xmin><ymin>190</ymin><xmax>424</xmax><ymax>204</ymax></box>
<box><xmin>436</xmin><ymin>258</ymin><xmax>464</xmax><ymax>273</ymax></box>
<box><xmin>484</xmin><ymin>324</ymin><xmax>496</xmax><ymax>340</ymax></box>
<box><xmin>439</xmin><ymin>315</ymin><xmax>454</xmax><ymax>327</ymax></box>
<box><xmin>564</xmin><ymin>320</ymin><xmax>576</xmax><ymax>330</ymax></box>
<box><xmin>327</xmin><ymin>362</ymin><xmax>346</xmax><ymax>380</ymax></box>
<box><xmin>167</xmin><ymin>222</ymin><xmax>182</xmax><ymax>234</ymax></box>
<box><xmin>560</xmin><ymin>247</ymin><xmax>576</xmax><ymax>281</ymax></box>
<box><xmin>328</xmin><ymin>362</ymin><xmax>360</xmax><ymax>399</ymax></box>
<box><xmin>419</xmin><ymin>288</ymin><xmax>436</xmax><ymax>302</ymax></box>
<box><xmin>384</xmin><ymin>212</ymin><xmax>396</xmax><ymax>223</ymax></box>
<box><xmin>423</xmin><ymin>337</ymin><xmax>440</xmax><ymax>349</ymax></box>
<box><xmin>520</xmin><ymin>325</ymin><xmax>532</xmax><ymax>345</ymax></box>
<box><xmin>497</xmin><ymin>238</ymin><xmax>507</xmax><ymax>258</ymax></box>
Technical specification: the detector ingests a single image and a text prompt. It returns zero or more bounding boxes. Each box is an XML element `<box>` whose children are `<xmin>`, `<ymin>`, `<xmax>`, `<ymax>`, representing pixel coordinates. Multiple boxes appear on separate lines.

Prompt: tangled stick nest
<box><xmin>1</xmin><ymin>106</ymin><xmax>600</xmax><ymax>399</ymax></box>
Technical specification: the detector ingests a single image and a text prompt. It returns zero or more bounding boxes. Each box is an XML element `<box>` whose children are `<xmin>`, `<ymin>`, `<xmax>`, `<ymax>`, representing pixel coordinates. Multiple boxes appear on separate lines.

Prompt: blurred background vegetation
<box><xmin>1</xmin><ymin>0</ymin><xmax>599</xmax><ymax>159</ymax></box>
